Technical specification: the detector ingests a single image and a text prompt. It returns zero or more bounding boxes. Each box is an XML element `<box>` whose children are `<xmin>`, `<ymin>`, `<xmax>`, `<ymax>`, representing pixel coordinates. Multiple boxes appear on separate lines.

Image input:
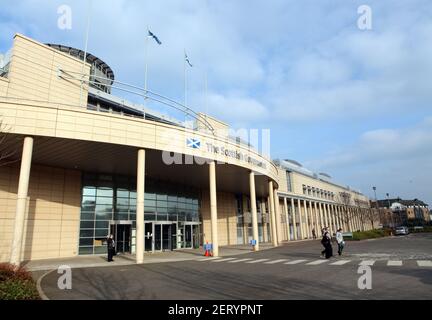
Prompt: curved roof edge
<box><xmin>46</xmin><ymin>43</ymin><xmax>114</xmax><ymax>82</ymax></box>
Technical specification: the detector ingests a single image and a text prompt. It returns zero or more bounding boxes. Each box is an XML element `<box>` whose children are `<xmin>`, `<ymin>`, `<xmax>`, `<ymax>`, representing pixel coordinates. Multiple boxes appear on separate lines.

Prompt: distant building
<box><xmin>371</xmin><ymin>198</ymin><xmax>430</xmax><ymax>227</ymax></box>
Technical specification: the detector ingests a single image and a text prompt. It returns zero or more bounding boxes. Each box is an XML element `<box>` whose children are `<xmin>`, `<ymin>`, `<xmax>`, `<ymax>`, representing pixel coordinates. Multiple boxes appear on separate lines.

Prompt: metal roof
<box><xmin>46</xmin><ymin>44</ymin><xmax>115</xmax><ymax>82</ymax></box>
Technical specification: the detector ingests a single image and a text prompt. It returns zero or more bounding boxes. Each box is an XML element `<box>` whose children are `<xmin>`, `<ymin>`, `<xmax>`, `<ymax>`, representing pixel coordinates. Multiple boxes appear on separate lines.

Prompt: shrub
<box><xmin>0</xmin><ymin>263</ymin><xmax>40</xmax><ymax>300</ymax></box>
<box><xmin>350</xmin><ymin>229</ymin><xmax>389</xmax><ymax>241</ymax></box>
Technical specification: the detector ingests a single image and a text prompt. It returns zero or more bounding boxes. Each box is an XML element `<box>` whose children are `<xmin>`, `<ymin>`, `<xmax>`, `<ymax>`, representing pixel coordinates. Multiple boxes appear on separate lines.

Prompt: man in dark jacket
<box><xmin>320</xmin><ymin>227</ymin><xmax>333</xmax><ymax>259</ymax></box>
<box><xmin>107</xmin><ymin>234</ymin><xmax>115</xmax><ymax>262</ymax></box>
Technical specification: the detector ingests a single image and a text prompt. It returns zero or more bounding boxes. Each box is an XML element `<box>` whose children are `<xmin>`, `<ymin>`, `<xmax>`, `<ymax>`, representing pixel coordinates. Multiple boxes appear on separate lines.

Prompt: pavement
<box><xmin>36</xmin><ymin>233</ymin><xmax>432</xmax><ymax>300</ymax></box>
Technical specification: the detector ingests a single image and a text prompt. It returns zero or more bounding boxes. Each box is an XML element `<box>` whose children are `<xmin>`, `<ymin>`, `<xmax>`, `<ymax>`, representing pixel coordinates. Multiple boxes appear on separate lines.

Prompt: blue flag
<box><xmin>148</xmin><ymin>30</ymin><xmax>162</xmax><ymax>45</ymax></box>
<box><xmin>185</xmin><ymin>52</ymin><xmax>193</xmax><ymax>67</ymax></box>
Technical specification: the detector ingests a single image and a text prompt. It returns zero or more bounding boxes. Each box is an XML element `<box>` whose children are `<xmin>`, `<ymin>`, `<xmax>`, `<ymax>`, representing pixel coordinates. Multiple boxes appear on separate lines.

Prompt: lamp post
<box><xmin>372</xmin><ymin>186</ymin><xmax>380</xmax><ymax>227</ymax></box>
<box><xmin>386</xmin><ymin>193</ymin><xmax>394</xmax><ymax>228</ymax></box>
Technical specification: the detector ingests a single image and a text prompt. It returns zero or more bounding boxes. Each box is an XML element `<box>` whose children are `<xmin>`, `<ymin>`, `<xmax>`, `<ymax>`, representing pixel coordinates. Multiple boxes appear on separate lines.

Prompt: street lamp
<box><xmin>386</xmin><ymin>193</ymin><xmax>394</xmax><ymax>227</ymax></box>
<box><xmin>372</xmin><ymin>186</ymin><xmax>380</xmax><ymax>227</ymax></box>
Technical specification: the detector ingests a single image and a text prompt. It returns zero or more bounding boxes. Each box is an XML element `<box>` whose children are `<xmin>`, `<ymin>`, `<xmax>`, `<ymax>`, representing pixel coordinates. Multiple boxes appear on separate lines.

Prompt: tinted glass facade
<box><xmin>79</xmin><ymin>173</ymin><xmax>201</xmax><ymax>255</ymax></box>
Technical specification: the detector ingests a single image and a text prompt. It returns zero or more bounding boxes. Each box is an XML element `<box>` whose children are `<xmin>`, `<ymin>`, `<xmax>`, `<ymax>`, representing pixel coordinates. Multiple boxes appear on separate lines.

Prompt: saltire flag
<box><xmin>148</xmin><ymin>30</ymin><xmax>162</xmax><ymax>45</ymax></box>
<box><xmin>186</xmin><ymin>138</ymin><xmax>200</xmax><ymax>149</ymax></box>
<box><xmin>185</xmin><ymin>52</ymin><xmax>193</xmax><ymax>67</ymax></box>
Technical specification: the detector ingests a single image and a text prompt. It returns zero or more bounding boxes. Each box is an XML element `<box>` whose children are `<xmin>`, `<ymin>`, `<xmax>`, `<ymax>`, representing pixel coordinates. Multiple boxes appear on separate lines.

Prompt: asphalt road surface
<box><xmin>39</xmin><ymin>233</ymin><xmax>432</xmax><ymax>300</ymax></box>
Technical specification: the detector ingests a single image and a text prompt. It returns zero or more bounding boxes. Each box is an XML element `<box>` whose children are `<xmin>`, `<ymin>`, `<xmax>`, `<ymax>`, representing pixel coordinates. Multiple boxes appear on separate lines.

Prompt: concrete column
<box><xmin>297</xmin><ymin>198</ymin><xmax>303</xmax><ymax>239</ymax></box>
<box><xmin>283</xmin><ymin>197</ymin><xmax>291</xmax><ymax>241</ymax></box>
<box><xmin>268</xmin><ymin>181</ymin><xmax>278</xmax><ymax>246</ymax></box>
<box><xmin>323</xmin><ymin>202</ymin><xmax>329</xmax><ymax>229</ymax></box>
<box><xmin>249</xmin><ymin>171</ymin><xmax>259</xmax><ymax>251</ymax></box>
<box><xmin>136</xmin><ymin>149</ymin><xmax>145</xmax><ymax>264</ymax></box>
<box><xmin>10</xmin><ymin>137</ymin><xmax>34</xmax><ymax>266</ymax></box>
<box><xmin>274</xmin><ymin>189</ymin><xmax>283</xmax><ymax>243</ymax></box>
<box><xmin>291</xmin><ymin>198</ymin><xmax>297</xmax><ymax>240</ymax></box>
<box><xmin>348</xmin><ymin>207</ymin><xmax>354</xmax><ymax>231</ymax></box>
<box><xmin>336</xmin><ymin>205</ymin><xmax>341</xmax><ymax>230</ymax></box>
<box><xmin>332</xmin><ymin>205</ymin><xmax>338</xmax><ymax>230</ymax></box>
<box><xmin>326</xmin><ymin>204</ymin><xmax>333</xmax><ymax>234</ymax></box>
<box><xmin>314</xmin><ymin>201</ymin><xmax>319</xmax><ymax>232</ymax></box>
<box><xmin>209</xmin><ymin>161</ymin><xmax>219</xmax><ymax>256</ymax></box>
<box><xmin>318</xmin><ymin>202</ymin><xmax>324</xmax><ymax>232</ymax></box>
<box><xmin>303</xmin><ymin>199</ymin><xmax>310</xmax><ymax>238</ymax></box>
<box><xmin>308</xmin><ymin>200</ymin><xmax>314</xmax><ymax>236</ymax></box>
<box><xmin>261</xmin><ymin>201</ymin><xmax>268</xmax><ymax>242</ymax></box>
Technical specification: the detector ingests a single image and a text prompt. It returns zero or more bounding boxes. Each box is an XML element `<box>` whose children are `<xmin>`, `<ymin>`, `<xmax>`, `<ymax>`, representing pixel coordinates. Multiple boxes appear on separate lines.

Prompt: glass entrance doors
<box><xmin>110</xmin><ymin>223</ymin><xmax>131</xmax><ymax>254</ymax></box>
<box><xmin>145</xmin><ymin>222</ymin><xmax>201</xmax><ymax>252</ymax></box>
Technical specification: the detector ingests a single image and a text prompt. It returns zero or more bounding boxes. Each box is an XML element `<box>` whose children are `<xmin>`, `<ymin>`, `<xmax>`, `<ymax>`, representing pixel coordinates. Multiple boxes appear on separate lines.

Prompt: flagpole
<box><xmin>144</xmin><ymin>25</ymin><xmax>149</xmax><ymax>100</ymax></box>
<box><xmin>79</xmin><ymin>0</ymin><xmax>92</xmax><ymax>108</ymax></box>
<box><xmin>184</xmin><ymin>49</ymin><xmax>187</xmax><ymax>108</ymax></box>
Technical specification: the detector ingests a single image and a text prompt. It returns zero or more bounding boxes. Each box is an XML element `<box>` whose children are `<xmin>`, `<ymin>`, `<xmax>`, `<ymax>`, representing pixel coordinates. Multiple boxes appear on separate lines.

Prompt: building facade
<box><xmin>0</xmin><ymin>34</ymin><xmax>374</xmax><ymax>264</ymax></box>
<box><xmin>373</xmin><ymin>198</ymin><xmax>430</xmax><ymax>227</ymax></box>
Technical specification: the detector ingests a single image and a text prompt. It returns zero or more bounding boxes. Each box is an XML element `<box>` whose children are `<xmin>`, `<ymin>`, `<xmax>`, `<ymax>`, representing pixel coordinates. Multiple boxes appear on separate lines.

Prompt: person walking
<box><xmin>107</xmin><ymin>234</ymin><xmax>115</xmax><ymax>262</ymax></box>
<box><xmin>312</xmin><ymin>228</ymin><xmax>316</xmax><ymax>240</ymax></box>
<box><xmin>336</xmin><ymin>228</ymin><xmax>345</xmax><ymax>256</ymax></box>
<box><xmin>320</xmin><ymin>227</ymin><xmax>333</xmax><ymax>259</ymax></box>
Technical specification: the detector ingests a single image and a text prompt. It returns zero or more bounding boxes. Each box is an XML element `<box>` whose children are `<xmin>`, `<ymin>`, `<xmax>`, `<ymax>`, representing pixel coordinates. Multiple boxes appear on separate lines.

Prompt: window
<box><xmin>286</xmin><ymin>171</ymin><xmax>293</xmax><ymax>192</ymax></box>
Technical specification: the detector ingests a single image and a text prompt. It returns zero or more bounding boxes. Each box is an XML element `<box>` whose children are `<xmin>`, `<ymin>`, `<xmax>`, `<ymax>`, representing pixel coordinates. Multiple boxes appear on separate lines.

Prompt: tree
<box><xmin>0</xmin><ymin>119</ymin><xmax>18</xmax><ymax>167</ymax></box>
<box><xmin>338</xmin><ymin>191</ymin><xmax>352</xmax><ymax>231</ymax></box>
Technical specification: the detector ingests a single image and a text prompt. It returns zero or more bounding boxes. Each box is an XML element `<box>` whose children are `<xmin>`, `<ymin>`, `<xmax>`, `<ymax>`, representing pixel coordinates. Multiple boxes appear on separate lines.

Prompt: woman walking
<box><xmin>336</xmin><ymin>228</ymin><xmax>345</xmax><ymax>256</ymax></box>
<box><xmin>320</xmin><ymin>227</ymin><xmax>333</xmax><ymax>259</ymax></box>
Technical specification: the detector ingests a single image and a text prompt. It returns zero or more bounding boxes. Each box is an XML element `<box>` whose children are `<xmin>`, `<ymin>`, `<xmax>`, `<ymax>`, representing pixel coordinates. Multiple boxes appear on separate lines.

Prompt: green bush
<box><xmin>0</xmin><ymin>263</ymin><xmax>40</xmax><ymax>300</ymax></box>
<box><xmin>349</xmin><ymin>229</ymin><xmax>392</xmax><ymax>241</ymax></box>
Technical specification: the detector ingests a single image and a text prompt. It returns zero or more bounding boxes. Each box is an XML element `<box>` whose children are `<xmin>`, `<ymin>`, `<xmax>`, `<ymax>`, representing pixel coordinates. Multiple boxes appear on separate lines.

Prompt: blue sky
<box><xmin>1</xmin><ymin>0</ymin><xmax>432</xmax><ymax>205</ymax></box>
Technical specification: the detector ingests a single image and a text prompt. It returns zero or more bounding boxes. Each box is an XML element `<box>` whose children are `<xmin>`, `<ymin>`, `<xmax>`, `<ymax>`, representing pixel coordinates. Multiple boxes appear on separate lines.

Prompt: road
<box><xmin>39</xmin><ymin>233</ymin><xmax>432</xmax><ymax>300</ymax></box>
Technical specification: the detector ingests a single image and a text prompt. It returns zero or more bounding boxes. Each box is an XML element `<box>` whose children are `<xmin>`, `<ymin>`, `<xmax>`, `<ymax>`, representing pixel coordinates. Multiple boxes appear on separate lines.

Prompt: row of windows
<box><xmin>302</xmin><ymin>184</ymin><xmax>335</xmax><ymax>200</ymax></box>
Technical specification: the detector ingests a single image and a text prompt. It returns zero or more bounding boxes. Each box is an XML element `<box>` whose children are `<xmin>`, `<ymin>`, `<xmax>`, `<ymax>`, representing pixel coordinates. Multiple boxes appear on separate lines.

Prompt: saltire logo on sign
<box><xmin>186</xmin><ymin>138</ymin><xmax>201</xmax><ymax>149</ymax></box>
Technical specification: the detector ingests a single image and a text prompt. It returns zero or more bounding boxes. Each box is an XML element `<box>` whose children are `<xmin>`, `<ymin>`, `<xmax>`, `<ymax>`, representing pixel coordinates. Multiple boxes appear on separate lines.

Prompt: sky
<box><xmin>1</xmin><ymin>0</ymin><xmax>431</xmax><ymax>205</ymax></box>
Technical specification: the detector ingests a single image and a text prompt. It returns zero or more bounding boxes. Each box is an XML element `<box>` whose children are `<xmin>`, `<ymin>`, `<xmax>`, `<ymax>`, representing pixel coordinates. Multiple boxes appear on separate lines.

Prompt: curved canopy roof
<box><xmin>46</xmin><ymin>43</ymin><xmax>115</xmax><ymax>82</ymax></box>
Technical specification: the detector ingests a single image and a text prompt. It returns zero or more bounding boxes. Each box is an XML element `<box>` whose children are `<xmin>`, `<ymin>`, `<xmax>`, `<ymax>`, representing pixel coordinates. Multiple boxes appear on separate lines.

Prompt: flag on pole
<box><xmin>148</xmin><ymin>30</ymin><xmax>162</xmax><ymax>45</ymax></box>
<box><xmin>185</xmin><ymin>52</ymin><xmax>193</xmax><ymax>67</ymax></box>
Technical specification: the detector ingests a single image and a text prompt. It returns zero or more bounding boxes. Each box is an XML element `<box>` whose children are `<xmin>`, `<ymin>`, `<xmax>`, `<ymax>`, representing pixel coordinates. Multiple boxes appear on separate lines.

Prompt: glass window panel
<box><xmin>157</xmin><ymin>200</ymin><xmax>167</xmax><ymax>208</ymax></box>
<box><xmin>145</xmin><ymin>192</ymin><xmax>156</xmax><ymax>200</ymax></box>
<box><xmin>178</xmin><ymin>212</ymin><xmax>186</xmax><ymax>221</ymax></box>
<box><xmin>80</xmin><ymin>211</ymin><xmax>94</xmax><ymax>220</ymax></box>
<box><xmin>157</xmin><ymin>207</ymin><xmax>167</xmax><ymax>214</ymax></box>
<box><xmin>168</xmin><ymin>201</ymin><xmax>177</xmax><ymax>209</ymax></box>
<box><xmin>95</xmin><ymin>221</ymin><xmax>108</xmax><ymax>228</ymax></box>
<box><xmin>144</xmin><ymin>206</ymin><xmax>156</xmax><ymax>213</ymax></box>
<box><xmin>82</xmin><ymin>187</ymin><xmax>96</xmax><ymax>197</ymax></box>
<box><xmin>79</xmin><ymin>238</ymin><xmax>93</xmax><ymax>246</ymax></box>
<box><xmin>168</xmin><ymin>195</ymin><xmax>177</xmax><ymax>202</ymax></box>
<box><xmin>115</xmin><ymin>213</ymin><xmax>129</xmax><ymax>220</ymax></box>
<box><xmin>129</xmin><ymin>198</ymin><xmax>136</xmax><ymax>206</ymax></box>
<box><xmin>80</xmin><ymin>221</ymin><xmax>94</xmax><ymax>229</ymax></box>
<box><xmin>95</xmin><ymin>206</ymin><xmax>112</xmax><ymax>220</ymax></box>
<box><xmin>156</xmin><ymin>194</ymin><xmax>167</xmax><ymax>201</ymax></box>
<box><xmin>130</xmin><ymin>190</ymin><xmax>137</xmax><ymax>199</ymax></box>
<box><xmin>96</xmin><ymin>197</ymin><xmax>112</xmax><ymax>205</ymax></box>
<box><xmin>178</xmin><ymin>202</ymin><xmax>186</xmax><ymax>209</ymax></box>
<box><xmin>116</xmin><ymin>188</ymin><xmax>129</xmax><ymax>198</ymax></box>
<box><xmin>178</xmin><ymin>197</ymin><xmax>186</xmax><ymax>203</ymax></box>
<box><xmin>157</xmin><ymin>214</ymin><xmax>168</xmax><ymax>221</ymax></box>
<box><xmin>94</xmin><ymin>246</ymin><xmax>107</xmax><ymax>254</ymax></box>
<box><xmin>168</xmin><ymin>213</ymin><xmax>177</xmax><ymax>221</ymax></box>
<box><xmin>95</xmin><ymin>229</ymin><xmax>109</xmax><ymax>237</ymax></box>
<box><xmin>144</xmin><ymin>213</ymin><xmax>156</xmax><ymax>221</ymax></box>
<box><xmin>116</xmin><ymin>198</ymin><xmax>129</xmax><ymax>206</ymax></box>
<box><xmin>80</xmin><ymin>229</ymin><xmax>94</xmax><ymax>237</ymax></box>
<box><xmin>79</xmin><ymin>247</ymin><xmax>93</xmax><ymax>255</ymax></box>
<box><xmin>97</xmin><ymin>187</ymin><xmax>113</xmax><ymax>197</ymax></box>
<box><xmin>145</xmin><ymin>199</ymin><xmax>156</xmax><ymax>207</ymax></box>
